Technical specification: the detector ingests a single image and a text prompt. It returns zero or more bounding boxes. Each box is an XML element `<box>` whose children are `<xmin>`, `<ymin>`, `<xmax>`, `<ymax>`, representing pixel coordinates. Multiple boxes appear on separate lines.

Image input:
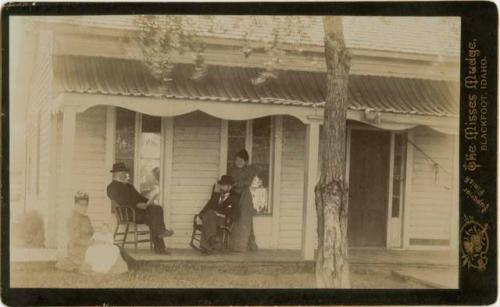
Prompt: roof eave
<box><xmin>32</xmin><ymin>18</ymin><xmax>460</xmax><ymax>63</ymax></box>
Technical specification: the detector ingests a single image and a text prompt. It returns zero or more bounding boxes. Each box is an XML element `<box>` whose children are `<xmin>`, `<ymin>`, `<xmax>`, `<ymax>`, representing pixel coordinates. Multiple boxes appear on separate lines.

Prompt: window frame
<box><xmin>227</xmin><ymin>117</ymin><xmax>275</xmax><ymax>216</ymax></box>
<box><xmin>114</xmin><ymin>110</ymin><xmax>165</xmax><ymax>205</ymax></box>
<box><xmin>114</xmin><ymin>108</ymin><xmax>137</xmax><ymax>184</ymax></box>
<box><xmin>391</xmin><ymin>132</ymin><xmax>407</xmax><ymax>219</ymax></box>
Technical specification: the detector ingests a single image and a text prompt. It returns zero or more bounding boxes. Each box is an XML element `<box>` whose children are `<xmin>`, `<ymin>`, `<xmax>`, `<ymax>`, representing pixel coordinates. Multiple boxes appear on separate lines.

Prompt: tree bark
<box><xmin>315</xmin><ymin>16</ymin><xmax>351</xmax><ymax>288</ymax></box>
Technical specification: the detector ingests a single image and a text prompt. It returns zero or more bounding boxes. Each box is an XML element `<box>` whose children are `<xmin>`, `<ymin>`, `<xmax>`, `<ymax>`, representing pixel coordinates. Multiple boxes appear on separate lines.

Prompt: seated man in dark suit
<box><xmin>197</xmin><ymin>175</ymin><xmax>240</xmax><ymax>254</ymax></box>
<box><xmin>106</xmin><ymin>162</ymin><xmax>174</xmax><ymax>255</ymax></box>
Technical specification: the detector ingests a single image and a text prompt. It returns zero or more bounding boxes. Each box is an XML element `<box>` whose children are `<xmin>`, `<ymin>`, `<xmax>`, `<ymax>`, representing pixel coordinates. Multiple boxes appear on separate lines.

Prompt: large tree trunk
<box><xmin>315</xmin><ymin>16</ymin><xmax>351</xmax><ymax>288</ymax></box>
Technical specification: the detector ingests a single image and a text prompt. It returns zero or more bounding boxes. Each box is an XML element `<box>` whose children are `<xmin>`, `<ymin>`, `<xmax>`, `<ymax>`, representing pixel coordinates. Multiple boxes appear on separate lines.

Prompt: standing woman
<box><xmin>228</xmin><ymin>149</ymin><xmax>259</xmax><ymax>252</ymax></box>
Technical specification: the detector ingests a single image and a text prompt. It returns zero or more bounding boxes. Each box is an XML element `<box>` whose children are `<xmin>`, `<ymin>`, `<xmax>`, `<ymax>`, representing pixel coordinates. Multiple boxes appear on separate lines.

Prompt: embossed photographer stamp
<box><xmin>461</xmin><ymin>215</ymin><xmax>489</xmax><ymax>272</ymax></box>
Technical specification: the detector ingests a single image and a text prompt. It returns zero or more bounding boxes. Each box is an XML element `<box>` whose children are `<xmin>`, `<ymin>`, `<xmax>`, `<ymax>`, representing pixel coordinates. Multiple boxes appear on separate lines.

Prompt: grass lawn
<box><xmin>10</xmin><ymin>262</ymin><xmax>429</xmax><ymax>289</ymax></box>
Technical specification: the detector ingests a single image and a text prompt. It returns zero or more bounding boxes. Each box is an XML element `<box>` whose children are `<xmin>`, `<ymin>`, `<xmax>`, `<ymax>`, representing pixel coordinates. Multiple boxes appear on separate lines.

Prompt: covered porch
<box><xmin>48</xmin><ymin>55</ymin><xmax>459</xmax><ymax>260</ymax></box>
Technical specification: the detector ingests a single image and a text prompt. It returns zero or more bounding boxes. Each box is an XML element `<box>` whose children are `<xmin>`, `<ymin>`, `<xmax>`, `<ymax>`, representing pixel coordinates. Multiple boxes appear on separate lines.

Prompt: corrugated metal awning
<box><xmin>54</xmin><ymin>55</ymin><xmax>458</xmax><ymax>117</ymax></box>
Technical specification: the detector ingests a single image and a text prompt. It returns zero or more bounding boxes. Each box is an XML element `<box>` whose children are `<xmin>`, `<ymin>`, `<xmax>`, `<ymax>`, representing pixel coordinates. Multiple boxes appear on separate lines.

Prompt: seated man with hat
<box><xmin>197</xmin><ymin>175</ymin><xmax>240</xmax><ymax>254</ymax></box>
<box><xmin>106</xmin><ymin>162</ymin><xmax>174</xmax><ymax>255</ymax></box>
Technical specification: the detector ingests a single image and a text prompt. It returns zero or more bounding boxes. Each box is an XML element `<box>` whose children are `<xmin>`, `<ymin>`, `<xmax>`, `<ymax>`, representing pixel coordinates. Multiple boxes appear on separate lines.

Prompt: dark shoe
<box><xmin>200</xmin><ymin>247</ymin><xmax>214</xmax><ymax>255</ymax></box>
<box><xmin>199</xmin><ymin>242</ymin><xmax>215</xmax><ymax>255</ymax></box>
<box><xmin>248</xmin><ymin>242</ymin><xmax>258</xmax><ymax>252</ymax></box>
<box><xmin>212</xmin><ymin>241</ymin><xmax>223</xmax><ymax>251</ymax></box>
<box><xmin>189</xmin><ymin>241</ymin><xmax>201</xmax><ymax>251</ymax></box>
<box><xmin>158</xmin><ymin>229</ymin><xmax>175</xmax><ymax>238</ymax></box>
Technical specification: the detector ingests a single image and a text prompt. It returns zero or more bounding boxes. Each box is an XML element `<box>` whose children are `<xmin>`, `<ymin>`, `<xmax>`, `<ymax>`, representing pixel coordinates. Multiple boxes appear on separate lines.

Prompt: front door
<box><xmin>348</xmin><ymin>129</ymin><xmax>390</xmax><ymax>247</ymax></box>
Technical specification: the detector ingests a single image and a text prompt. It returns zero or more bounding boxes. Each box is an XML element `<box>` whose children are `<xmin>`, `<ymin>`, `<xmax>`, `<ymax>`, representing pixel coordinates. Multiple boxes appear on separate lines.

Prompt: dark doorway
<box><xmin>348</xmin><ymin>129</ymin><xmax>390</xmax><ymax>247</ymax></box>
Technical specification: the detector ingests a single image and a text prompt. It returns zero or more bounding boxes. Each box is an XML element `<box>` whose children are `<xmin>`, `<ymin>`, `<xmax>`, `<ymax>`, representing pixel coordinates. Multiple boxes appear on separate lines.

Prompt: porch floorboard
<box><xmin>348</xmin><ymin>248</ymin><xmax>457</xmax><ymax>267</ymax></box>
<box><xmin>126</xmin><ymin>248</ymin><xmax>303</xmax><ymax>263</ymax></box>
<box><xmin>126</xmin><ymin>247</ymin><xmax>457</xmax><ymax>267</ymax></box>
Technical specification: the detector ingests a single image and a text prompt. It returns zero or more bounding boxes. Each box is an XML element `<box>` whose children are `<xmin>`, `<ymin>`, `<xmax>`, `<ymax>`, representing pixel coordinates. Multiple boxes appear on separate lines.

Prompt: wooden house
<box><xmin>15</xmin><ymin>16</ymin><xmax>460</xmax><ymax>260</ymax></box>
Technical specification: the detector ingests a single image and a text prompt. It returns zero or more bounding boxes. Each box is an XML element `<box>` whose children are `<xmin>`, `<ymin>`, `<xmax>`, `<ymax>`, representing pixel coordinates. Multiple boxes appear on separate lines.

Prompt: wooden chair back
<box><xmin>111</xmin><ymin>200</ymin><xmax>152</xmax><ymax>251</ymax></box>
<box><xmin>111</xmin><ymin>201</ymin><xmax>135</xmax><ymax>223</ymax></box>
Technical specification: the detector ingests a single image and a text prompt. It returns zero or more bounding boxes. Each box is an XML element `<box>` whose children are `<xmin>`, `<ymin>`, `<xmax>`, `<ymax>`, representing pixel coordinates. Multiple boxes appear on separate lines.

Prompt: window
<box><xmin>226</xmin><ymin>120</ymin><xmax>247</xmax><ymax>172</ymax></box>
<box><xmin>114</xmin><ymin>109</ymin><xmax>163</xmax><ymax>204</ymax></box>
<box><xmin>115</xmin><ymin>108</ymin><xmax>136</xmax><ymax>183</ymax></box>
<box><xmin>251</xmin><ymin>117</ymin><xmax>271</xmax><ymax>191</ymax></box>
<box><xmin>391</xmin><ymin>132</ymin><xmax>407</xmax><ymax>218</ymax></box>
<box><xmin>227</xmin><ymin>117</ymin><xmax>273</xmax><ymax>215</ymax></box>
<box><xmin>138</xmin><ymin>115</ymin><xmax>162</xmax><ymax>204</ymax></box>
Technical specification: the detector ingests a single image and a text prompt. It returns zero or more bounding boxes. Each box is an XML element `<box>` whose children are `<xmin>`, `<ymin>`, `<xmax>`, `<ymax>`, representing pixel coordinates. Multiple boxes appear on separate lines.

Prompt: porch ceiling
<box><xmin>54</xmin><ymin>55</ymin><xmax>459</xmax><ymax>117</ymax></box>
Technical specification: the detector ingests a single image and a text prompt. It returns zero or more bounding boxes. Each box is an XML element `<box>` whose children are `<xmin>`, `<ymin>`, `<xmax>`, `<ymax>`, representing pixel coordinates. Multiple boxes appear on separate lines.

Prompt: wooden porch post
<box><xmin>302</xmin><ymin>121</ymin><xmax>320</xmax><ymax>260</ymax></box>
<box><xmin>219</xmin><ymin>120</ymin><xmax>228</xmax><ymax>176</ymax></box>
<box><xmin>402</xmin><ymin>129</ymin><xmax>415</xmax><ymax>249</ymax></box>
<box><xmin>162</xmin><ymin>117</ymin><xmax>174</xmax><ymax>227</ymax></box>
<box><xmin>56</xmin><ymin>105</ymin><xmax>77</xmax><ymax>257</ymax></box>
<box><xmin>46</xmin><ymin>113</ymin><xmax>59</xmax><ymax>248</ymax></box>
<box><xmin>385</xmin><ymin>132</ymin><xmax>396</xmax><ymax>248</ymax></box>
<box><xmin>271</xmin><ymin>116</ymin><xmax>283</xmax><ymax>248</ymax></box>
<box><xmin>104</xmin><ymin>106</ymin><xmax>116</xmax><ymax>225</ymax></box>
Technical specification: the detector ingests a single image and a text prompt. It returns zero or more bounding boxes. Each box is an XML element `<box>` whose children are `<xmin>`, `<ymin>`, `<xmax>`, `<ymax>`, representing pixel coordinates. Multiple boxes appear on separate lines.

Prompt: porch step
<box><xmin>131</xmin><ymin>259</ymin><xmax>315</xmax><ymax>274</ymax></box>
<box><xmin>124</xmin><ymin>248</ymin><xmax>315</xmax><ymax>274</ymax></box>
<box><xmin>391</xmin><ymin>267</ymin><xmax>459</xmax><ymax>289</ymax></box>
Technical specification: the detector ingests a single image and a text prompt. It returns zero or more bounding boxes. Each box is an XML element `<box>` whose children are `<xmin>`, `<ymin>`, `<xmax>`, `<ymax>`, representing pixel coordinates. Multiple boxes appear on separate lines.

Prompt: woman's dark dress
<box><xmin>228</xmin><ymin>164</ymin><xmax>259</xmax><ymax>252</ymax></box>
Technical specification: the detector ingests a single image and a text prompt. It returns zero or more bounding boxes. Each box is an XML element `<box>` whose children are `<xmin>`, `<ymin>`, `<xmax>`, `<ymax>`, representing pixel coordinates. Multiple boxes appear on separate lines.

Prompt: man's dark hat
<box><xmin>218</xmin><ymin>175</ymin><xmax>234</xmax><ymax>186</ymax></box>
<box><xmin>110</xmin><ymin>162</ymin><xmax>129</xmax><ymax>173</ymax></box>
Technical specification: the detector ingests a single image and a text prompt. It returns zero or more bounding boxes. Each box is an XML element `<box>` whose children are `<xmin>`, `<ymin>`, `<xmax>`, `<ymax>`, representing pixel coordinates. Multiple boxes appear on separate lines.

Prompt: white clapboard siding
<box><xmin>72</xmin><ymin>106</ymin><xmax>108</xmax><ymax>226</ymax></box>
<box><xmin>168</xmin><ymin>112</ymin><xmax>221</xmax><ymax>247</ymax></box>
<box><xmin>253</xmin><ymin>216</ymin><xmax>273</xmax><ymax>248</ymax></box>
<box><xmin>408</xmin><ymin>126</ymin><xmax>455</xmax><ymax>246</ymax></box>
<box><xmin>24</xmin><ymin>31</ymin><xmax>55</xmax><ymax>239</ymax></box>
<box><xmin>278</xmin><ymin>116</ymin><xmax>306</xmax><ymax>250</ymax></box>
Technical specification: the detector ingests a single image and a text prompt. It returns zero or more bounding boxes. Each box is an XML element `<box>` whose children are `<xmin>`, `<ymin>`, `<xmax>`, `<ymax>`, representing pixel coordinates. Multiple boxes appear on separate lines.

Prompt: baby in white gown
<box><xmin>250</xmin><ymin>174</ymin><xmax>268</xmax><ymax>213</ymax></box>
<box><xmin>84</xmin><ymin>223</ymin><xmax>128</xmax><ymax>274</ymax></box>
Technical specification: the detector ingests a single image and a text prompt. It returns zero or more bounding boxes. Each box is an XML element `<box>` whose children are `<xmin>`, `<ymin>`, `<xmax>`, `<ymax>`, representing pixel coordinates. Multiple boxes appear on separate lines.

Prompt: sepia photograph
<box><xmin>8</xmin><ymin>13</ymin><xmax>461</xmax><ymax>291</ymax></box>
